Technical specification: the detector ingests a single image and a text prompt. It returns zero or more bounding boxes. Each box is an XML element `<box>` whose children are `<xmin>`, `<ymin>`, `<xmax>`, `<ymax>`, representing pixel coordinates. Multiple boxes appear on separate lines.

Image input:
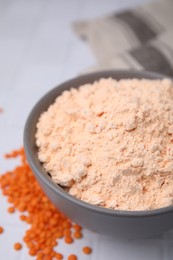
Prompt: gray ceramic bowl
<box><xmin>24</xmin><ymin>70</ymin><xmax>173</xmax><ymax>239</ymax></box>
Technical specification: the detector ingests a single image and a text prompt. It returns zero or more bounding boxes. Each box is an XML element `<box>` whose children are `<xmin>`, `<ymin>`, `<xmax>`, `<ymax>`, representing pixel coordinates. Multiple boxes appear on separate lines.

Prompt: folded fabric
<box><xmin>83</xmin><ymin>30</ymin><xmax>173</xmax><ymax>77</ymax></box>
<box><xmin>73</xmin><ymin>0</ymin><xmax>173</xmax><ymax>77</ymax></box>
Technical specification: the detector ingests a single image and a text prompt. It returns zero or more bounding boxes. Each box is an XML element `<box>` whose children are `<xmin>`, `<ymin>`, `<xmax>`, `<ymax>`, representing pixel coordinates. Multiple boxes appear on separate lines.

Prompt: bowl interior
<box><xmin>24</xmin><ymin>70</ymin><xmax>173</xmax><ymax>218</ymax></box>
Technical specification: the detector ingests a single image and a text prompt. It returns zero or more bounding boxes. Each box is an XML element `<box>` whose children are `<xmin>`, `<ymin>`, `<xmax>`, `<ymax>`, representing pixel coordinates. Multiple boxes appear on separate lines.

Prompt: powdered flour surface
<box><xmin>36</xmin><ymin>78</ymin><xmax>173</xmax><ymax>210</ymax></box>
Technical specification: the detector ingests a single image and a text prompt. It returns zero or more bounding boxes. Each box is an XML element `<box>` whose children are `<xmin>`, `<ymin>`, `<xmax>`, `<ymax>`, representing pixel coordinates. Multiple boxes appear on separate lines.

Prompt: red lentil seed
<box><xmin>83</xmin><ymin>246</ymin><xmax>92</xmax><ymax>254</ymax></box>
<box><xmin>68</xmin><ymin>255</ymin><xmax>78</xmax><ymax>260</ymax></box>
<box><xmin>55</xmin><ymin>252</ymin><xmax>63</xmax><ymax>259</ymax></box>
<box><xmin>14</xmin><ymin>243</ymin><xmax>22</xmax><ymax>251</ymax></box>
<box><xmin>8</xmin><ymin>207</ymin><xmax>15</xmax><ymax>213</ymax></box>
<box><xmin>73</xmin><ymin>231</ymin><xmax>83</xmax><ymax>239</ymax></box>
<box><xmin>0</xmin><ymin>226</ymin><xmax>4</xmax><ymax>234</ymax></box>
<box><xmin>0</xmin><ymin>148</ymin><xmax>92</xmax><ymax>259</ymax></box>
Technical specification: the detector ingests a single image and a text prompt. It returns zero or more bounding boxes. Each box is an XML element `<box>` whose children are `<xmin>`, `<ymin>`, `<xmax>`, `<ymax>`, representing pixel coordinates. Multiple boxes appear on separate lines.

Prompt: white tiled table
<box><xmin>0</xmin><ymin>0</ymin><xmax>173</xmax><ymax>259</ymax></box>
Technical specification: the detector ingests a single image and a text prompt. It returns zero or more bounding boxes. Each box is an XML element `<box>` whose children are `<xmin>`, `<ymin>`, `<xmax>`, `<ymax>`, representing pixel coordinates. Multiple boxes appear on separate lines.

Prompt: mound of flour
<box><xmin>36</xmin><ymin>78</ymin><xmax>173</xmax><ymax>210</ymax></box>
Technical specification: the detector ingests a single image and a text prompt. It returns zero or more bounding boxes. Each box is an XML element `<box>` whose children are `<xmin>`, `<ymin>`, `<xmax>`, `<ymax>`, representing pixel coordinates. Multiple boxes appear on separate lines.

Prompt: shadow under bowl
<box><xmin>24</xmin><ymin>70</ymin><xmax>173</xmax><ymax>239</ymax></box>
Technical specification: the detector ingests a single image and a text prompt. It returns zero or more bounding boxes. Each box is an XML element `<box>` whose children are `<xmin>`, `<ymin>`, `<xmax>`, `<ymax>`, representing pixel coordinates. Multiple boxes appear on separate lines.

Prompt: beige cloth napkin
<box><xmin>73</xmin><ymin>0</ymin><xmax>173</xmax><ymax>76</ymax></box>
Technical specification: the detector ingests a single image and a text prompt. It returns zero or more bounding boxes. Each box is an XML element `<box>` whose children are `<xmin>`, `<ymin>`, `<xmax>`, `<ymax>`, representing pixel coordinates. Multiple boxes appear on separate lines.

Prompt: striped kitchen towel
<box><xmin>73</xmin><ymin>0</ymin><xmax>173</xmax><ymax>76</ymax></box>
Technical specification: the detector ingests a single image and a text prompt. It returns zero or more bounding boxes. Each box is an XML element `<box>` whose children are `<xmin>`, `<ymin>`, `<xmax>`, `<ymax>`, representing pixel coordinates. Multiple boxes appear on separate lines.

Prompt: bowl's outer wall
<box><xmin>24</xmin><ymin>70</ymin><xmax>173</xmax><ymax>239</ymax></box>
<box><xmin>35</xmin><ymin>173</ymin><xmax>173</xmax><ymax>239</ymax></box>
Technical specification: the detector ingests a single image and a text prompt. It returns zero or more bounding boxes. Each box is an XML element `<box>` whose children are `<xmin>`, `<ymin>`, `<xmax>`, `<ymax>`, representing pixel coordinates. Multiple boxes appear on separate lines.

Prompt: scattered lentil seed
<box><xmin>20</xmin><ymin>215</ymin><xmax>27</xmax><ymax>221</ymax></box>
<box><xmin>68</xmin><ymin>255</ymin><xmax>78</xmax><ymax>260</ymax></box>
<box><xmin>0</xmin><ymin>148</ymin><xmax>92</xmax><ymax>259</ymax></box>
<box><xmin>8</xmin><ymin>206</ymin><xmax>15</xmax><ymax>213</ymax></box>
<box><xmin>14</xmin><ymin>243</ymin><xmax>22</xmax><ymax>251</ymax></box>
<box><xmin>55</xmin><ymin>253</ymin><xmax>63</xmax><ymax>259</ymax></box>
<box><xmin>0</xmin><ymin>226</ymin><xmax>4</xmax><ymax>234</ymax></box>
<box><xmin>73</xmin><ymin>231</ymin><xmax>83</xmax><ymax>239</ymax></box>
<box><xmin>29</xmin><ymin>248</ymin><xmax>37</xmax><ymax>256</ymax></box>
<box><xmin>65</xmin><ymin>236</ymin><xmax>73</xmax><ymax>244</ymax></box>
<box><xmin>73</xmin><ymin>224</ymin><xmax>82</xmax><ymax>231</ymax></box>
<box><xmin>83</xmin><ymin>246</ymin><xmax>92</xmax><ymax>254</ymax></box>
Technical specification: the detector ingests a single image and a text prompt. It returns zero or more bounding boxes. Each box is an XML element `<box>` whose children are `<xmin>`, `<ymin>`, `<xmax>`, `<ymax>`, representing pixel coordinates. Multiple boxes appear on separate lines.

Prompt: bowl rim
<box><xmin>24</xmin><ymin>69</ymin><xmax>173</xmax><ymax>218</ymax></box>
